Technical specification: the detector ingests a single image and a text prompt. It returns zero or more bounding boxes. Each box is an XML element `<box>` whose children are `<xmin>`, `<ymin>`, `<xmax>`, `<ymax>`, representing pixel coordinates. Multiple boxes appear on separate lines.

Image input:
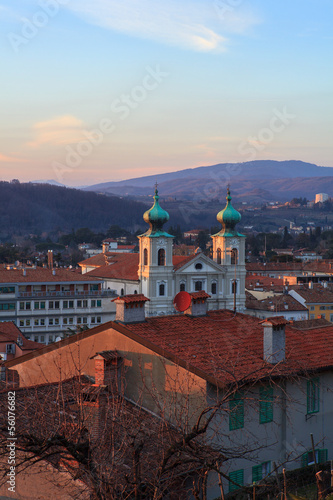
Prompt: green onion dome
<box><xmin>143</xmin><ymin>187</ymin><xmax>171</xmax><ymax>236</ymax></box>
<box><xmin>216</xmin><ymin>187</ymin><xmax>241</xmax><ymax>235</ymax></box>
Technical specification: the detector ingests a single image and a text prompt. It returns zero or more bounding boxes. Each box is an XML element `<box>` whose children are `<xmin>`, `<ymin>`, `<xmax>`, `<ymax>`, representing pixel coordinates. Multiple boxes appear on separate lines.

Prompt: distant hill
<box><xmin>83</xmin><ymin>160</ymin><xmax>333</xmax><ymax>200</ymax></box>
<box><xmin>0</xmin><ymin>181</ymin><xmax>146</xmax><ymax>239</ymax></box>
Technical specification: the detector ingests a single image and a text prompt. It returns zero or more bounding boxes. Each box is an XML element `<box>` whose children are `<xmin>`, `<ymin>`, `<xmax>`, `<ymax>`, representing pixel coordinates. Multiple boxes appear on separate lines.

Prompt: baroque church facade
<box><xmin>138</xmin><ymin>187</ymin><xmax>246</xmax><ymax>316</ymax></box>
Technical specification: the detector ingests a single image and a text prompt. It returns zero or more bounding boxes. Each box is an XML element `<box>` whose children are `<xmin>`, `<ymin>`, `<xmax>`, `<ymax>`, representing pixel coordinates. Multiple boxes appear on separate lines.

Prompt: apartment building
<box><xmin>0</xmin><ymin>268</ymin><xmax>116</xmax><ymax>344</ymax></box>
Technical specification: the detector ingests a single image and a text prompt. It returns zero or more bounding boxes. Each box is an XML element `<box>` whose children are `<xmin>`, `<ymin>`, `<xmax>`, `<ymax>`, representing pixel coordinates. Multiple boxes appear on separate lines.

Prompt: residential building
<box><xmin>289</xmin><ymin>283</ymin><xmax>333</xmax><ymax>321</ymax></box>
<box><xmin>315</xmin><ymin>193</ymin><xmax>329</xmax><ymax>204</ymax></box>
<box><xmin>245</xmin><ymin>291</ymin><xmax>308</xmax><ymax>321</ymax></box>
<box><xmin>4</xmin><ymin>293</ymin><xmax>333</xmax><ymax>497</ymax></box>
<box><xmin>0</xmin><ymin>321</ymin><xmax>42</xmax><ymax>362</ymax></box>
<box><xmin>0</xmin><ymin>268</ymin><xmax>116</xmax><ymax>344</ymax></box>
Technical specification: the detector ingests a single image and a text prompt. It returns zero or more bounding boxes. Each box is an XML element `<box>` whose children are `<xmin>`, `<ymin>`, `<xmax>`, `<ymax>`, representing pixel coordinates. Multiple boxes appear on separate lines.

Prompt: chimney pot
<box><xmin>112</xmin><ymin>294</ymin><xmax>149</xmax><ymax>323</ymax></box>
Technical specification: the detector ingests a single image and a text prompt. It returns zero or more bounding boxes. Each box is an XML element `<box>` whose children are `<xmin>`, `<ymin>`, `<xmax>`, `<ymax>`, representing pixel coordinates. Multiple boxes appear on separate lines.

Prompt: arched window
<box><xmin>158</xmin><ymin>248</ymin><xmax>165</xmax><ymax>266</ymax></box>
<box><xmin>180</xmin><ymin>282</ymin><xmax>186</xmax><ymax>292</ymax></box>
<box><xmin>232</xmin><ymin>281</ymin><xmax>238</xmax><ymax>294</ymax></box>
<box><xmin>120</xmin><ymin>288</ymin><xmax>124</xmax><ymax>296</ymax></box>
<box><xmin>195</xmin><ymin>281</ymin><xmax>202</xmax><ymax>291</ymax></box>
<box><xmin>231</xmin><ymin>248</ymin><xmax>238</xmax><ymax>265</ymax></box>
<box><xmin>211</xmin><ymin>282</ymin><xmax>217</xmax><ymax>295</ymax></box>
<box><xmin>143</xmin><ymin>248</ymin><xmax>148</xmax><ymax>266</ymax></box>
<box><xmin>195</xmin><ymin>262</ymin><xmax>203</xmax><ymax>270</ymax></box>
<box><xmin>134</xmin><ymin>290</ymin><xmax>137</xmax><ymax>294</ymax></box>
<box><xmin>159</xmin><ymin>283</ymin><xmax>165</xmax><ymax>296</ymax></box>
<box><xmin>217</xmin><ymin>248</ymin><xmax>221</xmax><ymax>264</ymax></box>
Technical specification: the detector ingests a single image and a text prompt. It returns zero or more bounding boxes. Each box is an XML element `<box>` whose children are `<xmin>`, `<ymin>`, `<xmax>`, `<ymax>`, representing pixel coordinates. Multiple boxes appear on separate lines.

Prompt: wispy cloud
<box><xmin>27</xmin><ymin>115</ymin><xmax>86</xmax><ymax>148</ymax></box>
<box><xmin>65</xmin><ymin>0</ymin><xmax>260</xmax><ymax>52</ymax></box>
<box><xmin>0</xmin><ymin>153</ymin><xmax>28</xmax><ymax>163</ymax></box>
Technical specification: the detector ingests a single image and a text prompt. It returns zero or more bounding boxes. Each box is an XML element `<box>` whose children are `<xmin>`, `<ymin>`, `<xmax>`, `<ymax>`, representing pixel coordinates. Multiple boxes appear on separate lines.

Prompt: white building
<box><xmin>0</xmin><ymin>268</ymin><xmax>116</xmax><ymax>344</ymax></box>
<box><xmin>315</xmin><ymin>193</ymin><xmax>329</xmax><ymax>203</ymax></box>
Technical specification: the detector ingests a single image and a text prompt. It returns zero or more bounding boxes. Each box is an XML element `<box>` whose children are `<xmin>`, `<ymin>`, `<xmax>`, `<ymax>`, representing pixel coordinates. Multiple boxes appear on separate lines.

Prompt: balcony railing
<box><xmin>17</xmin><ymin>290</ymin><xmax>117</xmax><ymax>298</ymax></box>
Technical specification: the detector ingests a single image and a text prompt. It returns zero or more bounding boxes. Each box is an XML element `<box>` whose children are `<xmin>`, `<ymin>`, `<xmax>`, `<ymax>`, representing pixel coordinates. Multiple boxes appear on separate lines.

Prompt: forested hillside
<box><xmin>0</xmin><ymin>181</ymin><xmax>146</xmax><ymax>238</ymax></box>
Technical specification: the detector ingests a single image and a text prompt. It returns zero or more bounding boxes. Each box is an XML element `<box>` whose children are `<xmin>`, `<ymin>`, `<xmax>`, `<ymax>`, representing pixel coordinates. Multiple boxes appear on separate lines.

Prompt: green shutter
<box><xmin>307</xmin><ymin>378</ymin><xmax>320</xmax><ymax>414</ymax></box>
<box><xmin>229</xmin><ymin>392</ymin><xmax>244</xmax><ymax>430</ymax></box>
<box><xmin>252</xmin><ymin>464</ymin><xmax>262</xmax><ymax>483</ymax></box>
<box><xmin>318</xmin><ymin>449</ymin><xmax>328</xmax><ymax>464</ymax></box>
<box><xmin>260</xmin><ymin>386</ymin><xmax>273</xmax><ymax>424</ymax></box>
<box><xmin>229</xmin><ymin>469</ymin><xmax>244</xmax><ymax>492</ymax></box>
<box><xmin>301</xmin><ymin>452</ymin><xmax>309</xmax><ymax>467</ymax></box>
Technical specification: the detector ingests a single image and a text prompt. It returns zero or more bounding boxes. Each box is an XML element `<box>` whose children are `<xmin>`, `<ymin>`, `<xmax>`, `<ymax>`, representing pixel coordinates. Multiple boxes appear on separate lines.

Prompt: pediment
<box><xmin>175</xmin><ymin>253</ymin><xmax>226</xmax><ymax>274</ymax></box>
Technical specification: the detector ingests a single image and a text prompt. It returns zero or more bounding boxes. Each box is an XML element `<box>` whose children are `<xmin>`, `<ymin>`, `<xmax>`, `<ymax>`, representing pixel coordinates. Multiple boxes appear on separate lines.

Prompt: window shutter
<box><xmin>252</xmin><ymin>464</ymin><xmax>262</xmax><ymax>483</ymax></box>
<box><xmin>260</xmin><ymin>386</ymin><xmax>273</xmax><ymax>423</ymax></box>
<box><xmin>229</xmin><ymin>469</ymin><xmax>244</xmax><ymax>492</ymax></box>
<box><xmin>301</xmin><ymin>452</ymin><xmax>308</xmax><ymax>468</ymax></box>
<box><xmin>229</xmin><ymin>392</ymin><xmax>244</xmax><ymax>430</ymax></box>
<box><xmin>318</xmin><ymin>449</ymin><xmax>328</xmax><ymax>464</ymax></box>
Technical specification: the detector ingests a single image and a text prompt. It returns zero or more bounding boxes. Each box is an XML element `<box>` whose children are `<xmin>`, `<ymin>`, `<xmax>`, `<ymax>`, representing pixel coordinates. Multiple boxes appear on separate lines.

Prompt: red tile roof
<box><xmin>246</xmin><ymin>292</ymin><xmax>308</xmax><ymax>312</ymax></box>
<box><xmin>112</xmin><ymin>294</ymin><xmax>150</xmax><ymax>304</ymax></box>
<box><xmin>290</xmin><ymin>284</ymin><xmax>333</xmax><ymax>303</ymax></box>
<box><xmin>0</xmin><ymin>268</ymin><xmax>99</xmax><ymax>283</ymax></box>
<box><xmin>0</xmin><ymin>322</ymin><xmax>43</xmax><ymax>351</ymax></box>
<box><xmin>83</xmin><ymin>253</ymin><xmax>194</xmax><ymax>281</ymax></box>
<box><xmin>189</xmin><ymin>291</ymin><xmax>211</xmax><ymax>300</ymax></box>
<box><xmin>259</xmin><ymin>317</ymin><xmax>289</xmax><ymax>326</ymax></box>
<box><xmin>123</xmin><ymin>310</ymin><xmax>333</xmax><ymax>384</ymax></box>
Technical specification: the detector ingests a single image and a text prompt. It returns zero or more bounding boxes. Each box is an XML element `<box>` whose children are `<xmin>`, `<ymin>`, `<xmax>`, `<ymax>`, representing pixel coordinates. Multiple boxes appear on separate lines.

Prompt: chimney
<box><xmin>260</xmin><ymin>317</ymin><xmax>288</xmax><ymax>364</ymax></box>
<box><xmin>23</xmin><ymin>269</ymin><xmax>26</xmax><ymax>276</ymax></box>
<box><xmin>112</xmin><ymin>294</ymin><xmax>150</xmax><ymax>323</ymax></box>
<box><xmin>185</xmin><ymin>291</ymin><xmax>210</xmax><ymax>317</ymax></box>
<box><xmin>323</xmin><ymin>281</ymin><xmax>328</xmax><ymax>288</ymax></box>
<box><xmin>48</xmin><ymin>249</ymin><xmax>53</xmax><ymax>269</ymax></box>
<box><xmin>309</xmin><ymin>281</ymin><xmax>313</xmax><ymax>289</ymax></box>
<box><xmin>52</xmin><ymin>269</ymin><xmax>56</xmax><ymax>276</ymax></box>
<box><xmin>81</xmin><ymin>387</ymin><xmax>108</xmax><ymax>442</ymax></box>
<box><xmin>91</xmin><ymin>351</ymin><xmax>123</xmax><ymax>395</ymax></box>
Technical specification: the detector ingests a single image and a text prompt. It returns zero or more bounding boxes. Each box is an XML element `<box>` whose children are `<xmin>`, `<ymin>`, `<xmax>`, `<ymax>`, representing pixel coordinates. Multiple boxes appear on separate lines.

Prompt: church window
<box><xmin>121</xmin><ymin>288</ymin><xmax>124</xmax><ymax>296</ymax></box>
<box><xmin>217</xmin><ymin>248</ymin><xmax>221</xmax><ymax>264</ymax></box>
<box><xmin>143</xmin><ymin>248</ymin><xmax>148</xmax><ymax>266</ymax></box>
<box><xmin>195</xmin><ymin>281</ymin><xmax>202</xmax><ymax>291</ymax></box>
<box><xmin>158</xmin><ymin>248</ymin><xmax>165</xmax><ymax>266</ymax></box>
<box><xmin>134</xmin><ymin>290</ymin><xmax>138</xmax><ymax>294</ymax></box>
<box><xmin>211</xmin><ymin>282</ymin><xmax>217</xmax><ymax>295</ymax></box>
<box><xmin>195</xmin><ymin>262</ymin><xmax>203</xmax><ymax>270</ymax></box>
<box><xmin>232</xmin><ymin>281</ymin><xmax>238</xmax><ymax>295</ymax></box>
<box><xmin>159</xmin><ymin>283</ymin><xmax>165</xmax><ymax>296</ymax></box>
<box><xmin>180</xmin><ymin>283</ymin><xmax>186</xmax><ymax>292</ymax></box>
<box><xmin>231</xmin><ymin>248</ymin><xmax>238</xmax><ymax>265</ymax></box>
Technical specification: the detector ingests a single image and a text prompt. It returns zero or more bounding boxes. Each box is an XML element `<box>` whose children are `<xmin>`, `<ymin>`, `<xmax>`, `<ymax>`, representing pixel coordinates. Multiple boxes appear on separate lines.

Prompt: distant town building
<box><xmin>315</xmin><ymin>193</ymin><xmax>329</xmax><ymax>203</ymax></box>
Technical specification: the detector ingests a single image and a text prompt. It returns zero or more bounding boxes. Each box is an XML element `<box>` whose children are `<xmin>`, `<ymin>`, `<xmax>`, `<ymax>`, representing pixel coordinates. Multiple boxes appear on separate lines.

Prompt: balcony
<box><xmin>17</xmin><ymin>290</ymin><xmax>116</xmax><ymax>299</ymax></box>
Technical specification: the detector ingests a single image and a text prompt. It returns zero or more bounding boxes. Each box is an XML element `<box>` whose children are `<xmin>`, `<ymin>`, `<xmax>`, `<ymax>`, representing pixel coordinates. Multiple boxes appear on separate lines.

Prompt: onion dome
<box><xmin>216</xmin><ymin>187</ymin><xmax>242</xmax><ymax>236</ymax></box>
<box><xmin>142</xmin><ymin>187</ymin><xmax>173</xmax><ymax>238</ymax></box>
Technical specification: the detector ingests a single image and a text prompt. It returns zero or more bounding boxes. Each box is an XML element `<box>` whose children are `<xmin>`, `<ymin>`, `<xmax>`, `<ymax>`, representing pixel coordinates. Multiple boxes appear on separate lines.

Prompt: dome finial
<box><xmin>141</xmin><ymin>186</ymin><xmax>173</xmax><ymax>238</ymax></box>
<box><xmin>214</xmin><ymin>186</ymin><xmax>242</xmax><ymax>236</ymax></box>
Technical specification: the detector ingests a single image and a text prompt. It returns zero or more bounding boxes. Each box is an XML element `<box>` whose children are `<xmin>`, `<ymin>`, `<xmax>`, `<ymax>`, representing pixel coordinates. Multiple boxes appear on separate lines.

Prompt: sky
<box><xmin>1</xmin><ymin>0</ymin><xmax>332</xmax><ymax>187</ymax></box>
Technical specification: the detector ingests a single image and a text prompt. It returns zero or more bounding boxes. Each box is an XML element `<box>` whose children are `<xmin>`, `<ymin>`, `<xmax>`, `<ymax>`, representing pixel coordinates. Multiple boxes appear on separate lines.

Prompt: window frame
<box><xmin>307</xmin><ymin>377</ymin><xmax>320</xmax><ymax>414</ymax></box>
<box><xmin>259</xmin><ymin>386</ymin><xmax>273</xmax><ymax>424</ymax></box>
<box><xmin>229</xmin><ymin>392</ymin><xmax>244</xmax><ymax>431</ymax></box>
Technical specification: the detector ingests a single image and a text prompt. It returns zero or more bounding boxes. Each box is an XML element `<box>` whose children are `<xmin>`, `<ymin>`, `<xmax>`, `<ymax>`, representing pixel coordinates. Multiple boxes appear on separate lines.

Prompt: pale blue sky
<box><xmin>0</xmin><ymin>0</ymin><xmax>332</xmax><ymax>186</ymax></box>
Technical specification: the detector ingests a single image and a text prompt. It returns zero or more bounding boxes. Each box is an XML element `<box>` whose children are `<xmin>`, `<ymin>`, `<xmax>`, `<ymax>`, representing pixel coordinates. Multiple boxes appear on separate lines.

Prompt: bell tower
<box><xmin>211</xmin><ymin>187</ymin><xmax>246</xmax><ymax>311</ymax></box>
<box><xmin>138</xmin><ymin>186</ymin><xmax>174</xmax><ymax>316</ymax></box>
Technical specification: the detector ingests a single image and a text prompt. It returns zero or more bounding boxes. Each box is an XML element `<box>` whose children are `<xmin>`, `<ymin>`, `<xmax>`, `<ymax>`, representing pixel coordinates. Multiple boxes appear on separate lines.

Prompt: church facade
<box><xmin>138</xmin><ymin>187</ymin><xmax>246</xmax><ymax>316</ymax></box>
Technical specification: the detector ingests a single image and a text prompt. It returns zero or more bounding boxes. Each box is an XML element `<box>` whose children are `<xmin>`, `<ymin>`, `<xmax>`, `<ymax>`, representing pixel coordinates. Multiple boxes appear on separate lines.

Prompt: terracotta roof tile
<box><xmin>290</xmin><ymin>284</ymin><xmax>333</xmax><ymax>303</ymax></box>
<box><xmin>259</xmin><ymin>316</ymin><xmax>289</xmax><ymax>326</ymax></box>
<box><xmin>123</xmin><ymin>310</ymin><xmax>333</xmax><ymax>383</ymax></box>
<box><xmin>189</xmin><ymin>291</ymin><xmax>211</xmax><ymax>300</ymax></box>
<box><xmin>0</xmin><ymin>322</ymin><xmax>43</xmax><ymax>350</ymax></box>
<box><xmin>112</xmin><ymin>294</ymin><xmax>150</xmax><ymax>303</ymax></box>
<box><xmin>83</xmin><ymin>253</ymin><xmax>195</xmax><ymax>281</ymax></box>
<box><xmin>0</xmin><ymin>268</ymin><xmax>98</xmax><ymax>283</ymax></box>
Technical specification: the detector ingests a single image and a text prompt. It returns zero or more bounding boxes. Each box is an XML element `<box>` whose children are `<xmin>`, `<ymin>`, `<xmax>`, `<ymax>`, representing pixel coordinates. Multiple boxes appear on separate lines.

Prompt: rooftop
<box><xmin>0</xmin><ymin>268</ymin><xmax>99</xmax><ymax>284</ymax></box>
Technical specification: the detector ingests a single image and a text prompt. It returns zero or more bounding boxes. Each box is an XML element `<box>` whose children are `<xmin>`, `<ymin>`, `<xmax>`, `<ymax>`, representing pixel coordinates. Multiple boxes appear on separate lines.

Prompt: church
<box><xmin>80</xmin><ymin>187</ymin><xmax>246</xmax><ymax>316</ymax></box>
